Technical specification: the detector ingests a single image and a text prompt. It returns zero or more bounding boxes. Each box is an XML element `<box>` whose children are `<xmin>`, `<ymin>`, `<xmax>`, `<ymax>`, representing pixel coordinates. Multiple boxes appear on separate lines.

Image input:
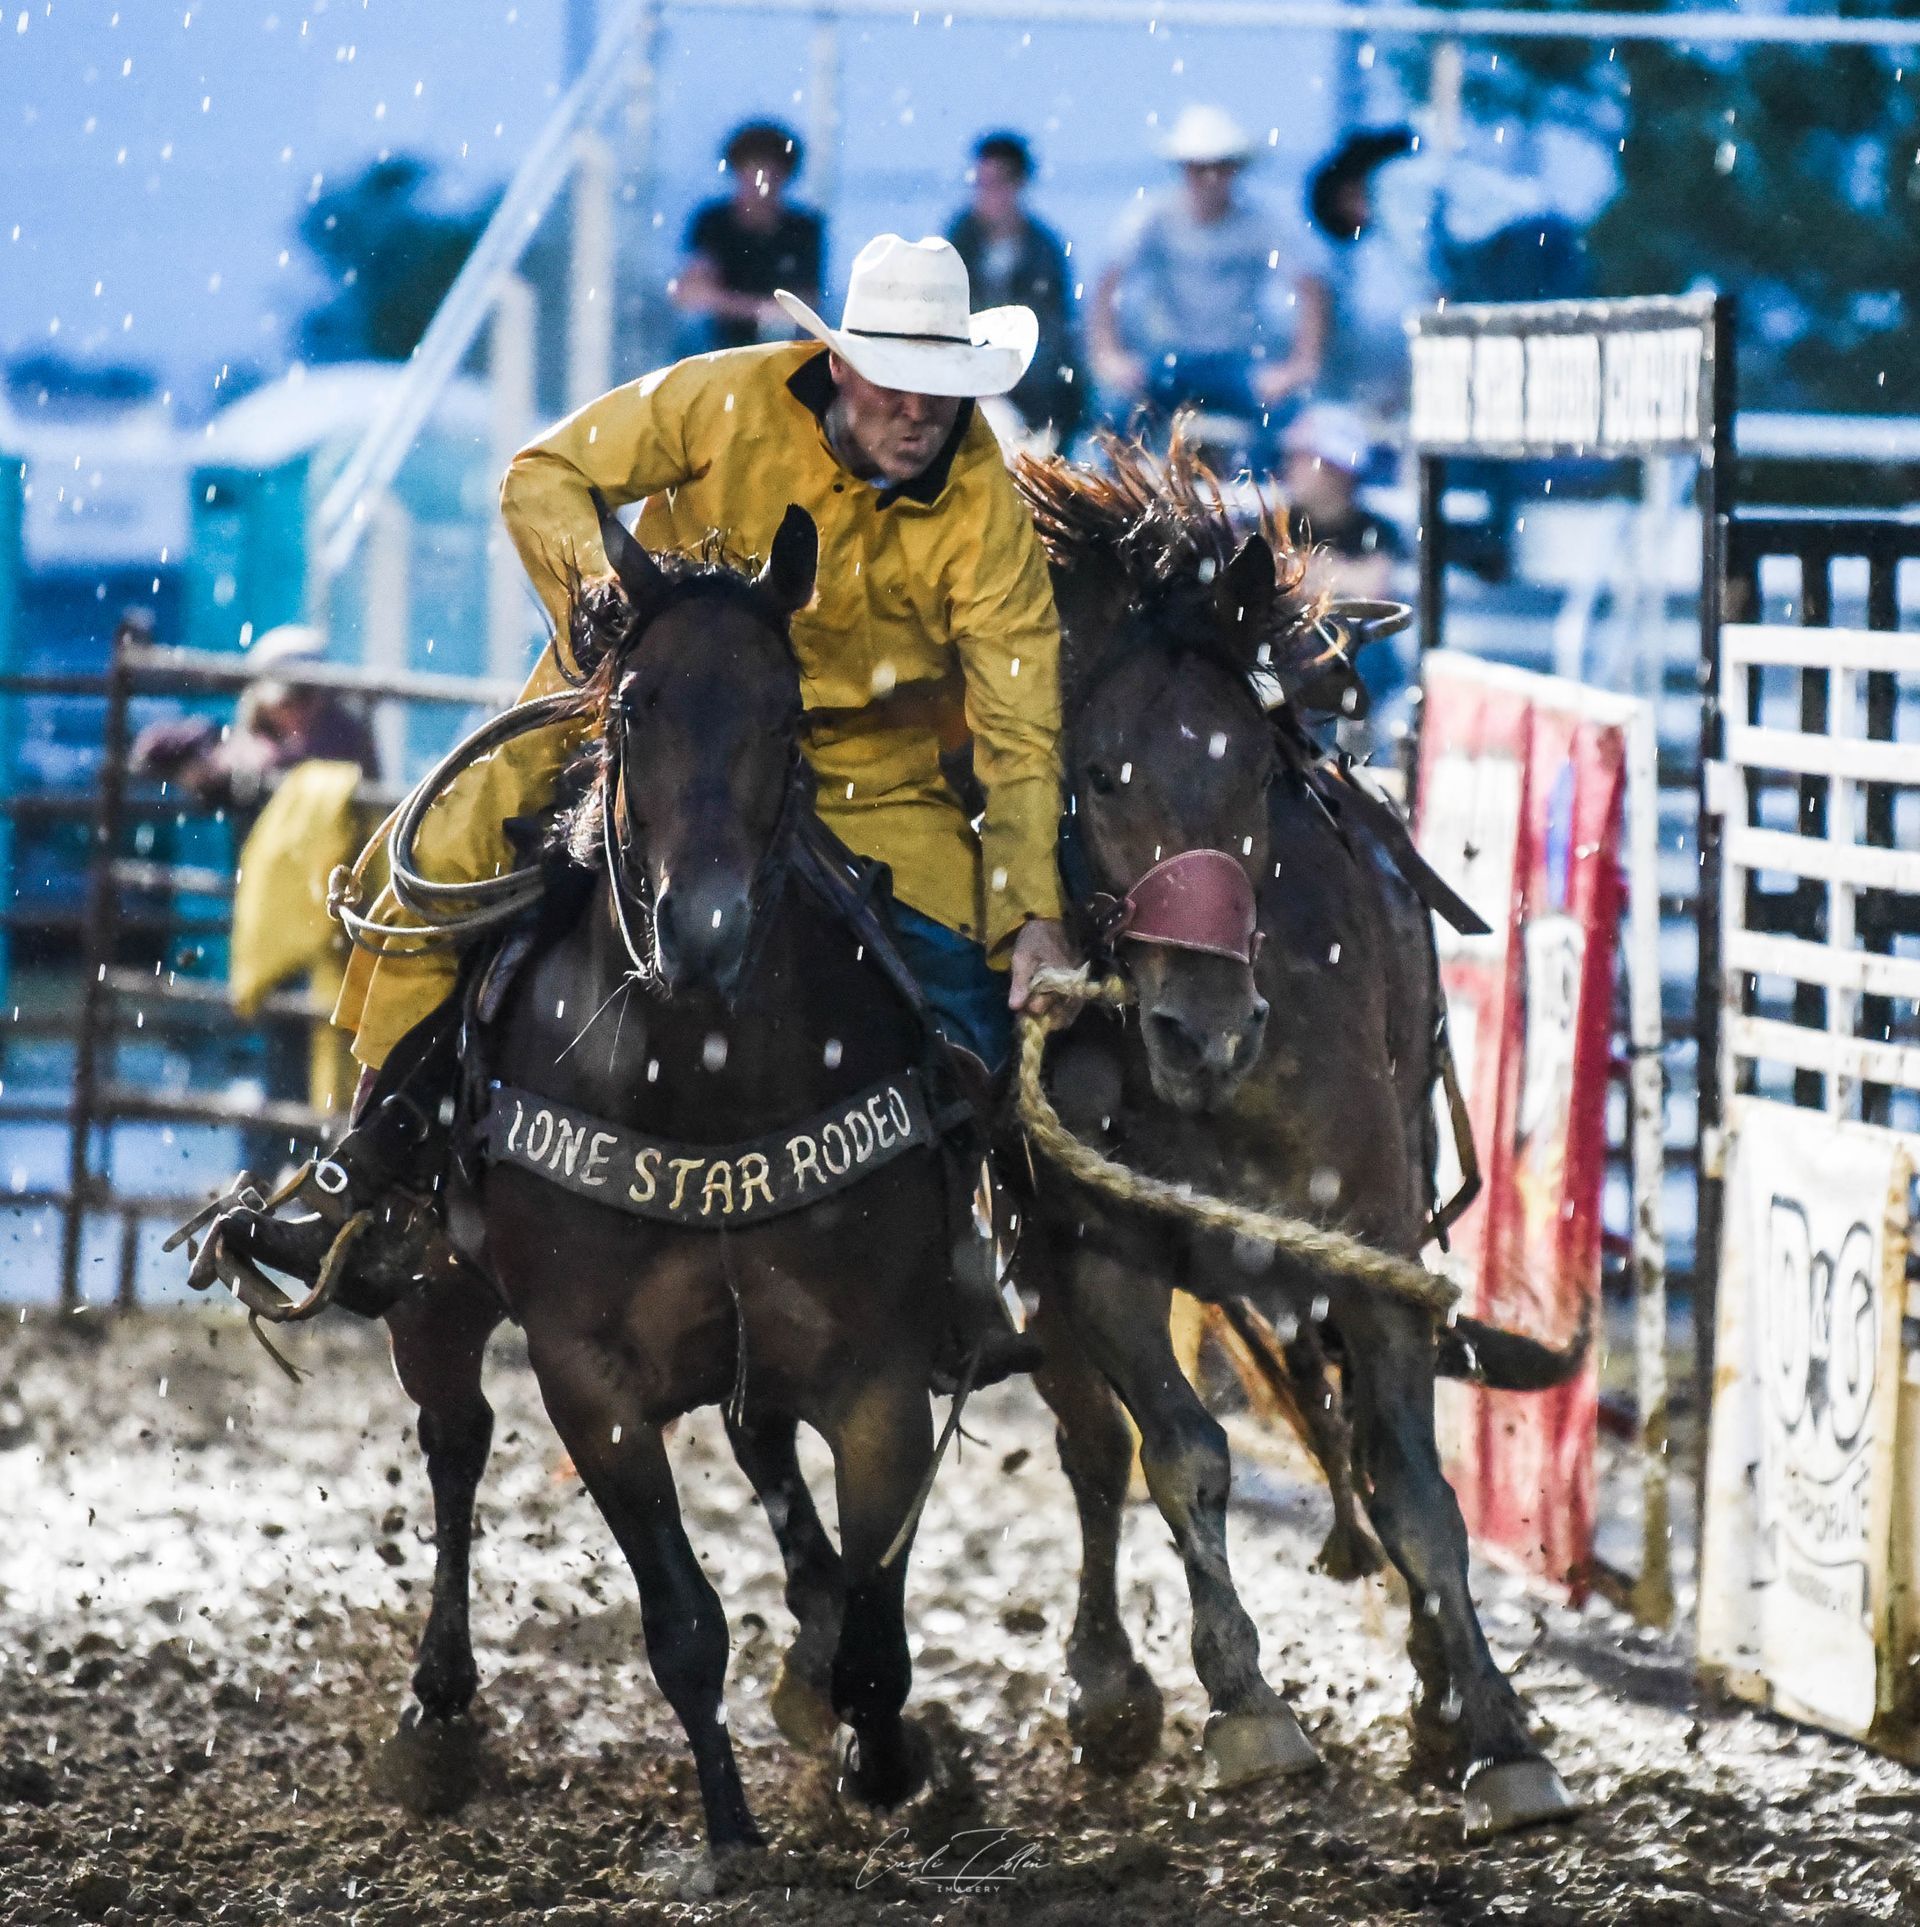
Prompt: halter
<box><xmin>599</xmin><ymin>707</ymin><xmax>812</xmax><ymax>998</ymax></box>
<box><xmin>1087</xmin><ymin>846</ymin><xmax>1263</xmax><ymax>966</ymax></box>
<box><xmin>600</xmin><ymin>769</ymin><xmax>663</xmax><ymax>988</ymax></box>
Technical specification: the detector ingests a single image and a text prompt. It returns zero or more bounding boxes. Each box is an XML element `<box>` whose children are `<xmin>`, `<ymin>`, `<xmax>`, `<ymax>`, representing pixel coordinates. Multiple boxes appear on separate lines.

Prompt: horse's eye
<box><xmin>1086</xmin><ymin>763</ymin><xmax>1116</xmax><ymax>797</ymax></box>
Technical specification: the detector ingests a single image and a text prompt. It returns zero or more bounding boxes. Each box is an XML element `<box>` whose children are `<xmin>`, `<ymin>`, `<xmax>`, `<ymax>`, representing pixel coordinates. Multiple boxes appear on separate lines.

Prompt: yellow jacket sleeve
<box><xmin>498</xmin><ymin>362</ymin><xmax>708</xmax><ymax>638</ymax></box>
<box><xmin>947</xmin><ymin>461</ymin><xmax>1066</xmax><ymax>957</ymax></box>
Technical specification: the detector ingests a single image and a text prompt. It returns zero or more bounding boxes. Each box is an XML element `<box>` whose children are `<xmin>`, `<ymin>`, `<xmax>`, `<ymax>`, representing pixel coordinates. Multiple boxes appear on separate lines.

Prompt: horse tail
<box><xmin>1434</xmin><ymin>1293</ymin><xmax>1594</xmax><ymax>1391</ymax></box>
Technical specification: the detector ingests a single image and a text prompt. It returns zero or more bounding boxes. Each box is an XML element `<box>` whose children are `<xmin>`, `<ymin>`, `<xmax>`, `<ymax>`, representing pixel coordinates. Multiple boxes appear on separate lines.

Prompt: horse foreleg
<box><xmin>725</xmin><ymin>1409</ymin><xmax>844</xmax><ymax>1750</ymax></box>
<box><xmin>537</xmin><ymin>1360</ymin><xmax>762</xmax><ymax>1854</ymax></box>
<box><xmin>820</xmin><ymin>1375</ymin><xmax>933</xmax><ymax>1811</ymax></box>
<box><xmin>1342</xmin><ymin>1298</ymin><xmax>1576</xmax><ymax>1839</ymax></box>
<box><xmin>373</xmin><ymin>1269</ymin><xmax>501</xmax><ymax>1816</ymax></box>
<box><xmin>1071</xmin><ymin>1251</ymin><xmax>1317</xmax><ymax>1791</ymax></box>
<box><xmin>1030</xmin><ymin>1289</ymin><xmax>1164</xmax><ymax>1775</ymax></box>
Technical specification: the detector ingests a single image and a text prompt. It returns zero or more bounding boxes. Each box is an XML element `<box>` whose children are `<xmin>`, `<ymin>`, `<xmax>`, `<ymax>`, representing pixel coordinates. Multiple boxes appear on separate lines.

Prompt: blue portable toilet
<box><xmin>189</xmin><ymin>364</ymin><xmax>499</xmax><ymax>776</ymax></box>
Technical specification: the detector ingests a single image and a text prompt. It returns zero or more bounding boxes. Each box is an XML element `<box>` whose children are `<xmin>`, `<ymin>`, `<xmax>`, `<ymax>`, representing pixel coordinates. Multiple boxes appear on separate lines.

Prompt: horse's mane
<box><xmin>558</xmin><ymin>532</ymin><xmax>772</xmax><ymax>701</ymax></box>
<box><xmin>1013</xmin><ymin>429</ymin><xmax>1341</xmax><ymax>710</ymax></box>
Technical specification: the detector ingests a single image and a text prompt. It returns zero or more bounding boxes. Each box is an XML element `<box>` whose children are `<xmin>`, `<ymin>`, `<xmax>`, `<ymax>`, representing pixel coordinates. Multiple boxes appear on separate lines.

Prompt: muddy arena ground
<box><xmin>4</xmin><ymin>1308</ymin><xmax>1919</xmax><ymax>1926</ymax></box>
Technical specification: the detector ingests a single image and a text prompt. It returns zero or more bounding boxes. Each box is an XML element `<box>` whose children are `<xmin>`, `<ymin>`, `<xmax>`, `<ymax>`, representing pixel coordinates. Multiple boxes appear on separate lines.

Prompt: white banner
<box><xmin>1699</xmin><ymin>1098</ymin><xmax>1912</xmax><ymax>1739</ymax></box>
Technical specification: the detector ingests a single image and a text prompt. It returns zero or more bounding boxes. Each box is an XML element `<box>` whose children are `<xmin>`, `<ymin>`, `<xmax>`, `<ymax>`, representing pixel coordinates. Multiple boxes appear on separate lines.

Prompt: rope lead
<box><xmin>1014</xmin><ymin>965</ymin><xmax>1459</xmax><ymax>1320</ymax></box>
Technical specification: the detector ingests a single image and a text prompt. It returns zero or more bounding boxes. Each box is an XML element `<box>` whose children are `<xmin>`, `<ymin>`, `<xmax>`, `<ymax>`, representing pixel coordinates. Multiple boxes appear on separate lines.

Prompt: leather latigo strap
<box><xmin>1091</xmin><ymin>848</ymin><xmax>1261</xmax><ymax>964</ymax></box>
<box><xmin>479</xmin><ymin>1070</ymin><xmax>933</xmax><ymax>1226</ymax></box>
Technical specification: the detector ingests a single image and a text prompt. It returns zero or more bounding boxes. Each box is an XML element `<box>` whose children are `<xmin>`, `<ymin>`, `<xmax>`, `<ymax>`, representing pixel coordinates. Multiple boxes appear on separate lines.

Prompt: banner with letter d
<box><xmin>1415</xmin><ymin>653</ymin><xmax>1638</xmax><ymax>1594</ymax></box>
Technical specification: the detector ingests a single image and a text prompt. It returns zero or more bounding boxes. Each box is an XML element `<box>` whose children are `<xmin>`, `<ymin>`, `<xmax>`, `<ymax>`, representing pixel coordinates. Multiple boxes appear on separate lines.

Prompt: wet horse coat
<box><xmin>377</xmin><ymin>509</ymin><xmax>953</xmax><ymax>1850</ymax></box>
<box><xmin>1012</xmin><ymin>440</ymin><xmax>1577</xmax><ymax>1834</ymax></box>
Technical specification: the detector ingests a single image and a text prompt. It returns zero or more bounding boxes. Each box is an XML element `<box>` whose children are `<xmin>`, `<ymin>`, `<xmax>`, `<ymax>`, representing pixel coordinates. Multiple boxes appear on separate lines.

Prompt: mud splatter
<box><xmin>2</xmin><ymin>1311</ymin><xmax>1915</xmax><ymax>1924</ymax></box>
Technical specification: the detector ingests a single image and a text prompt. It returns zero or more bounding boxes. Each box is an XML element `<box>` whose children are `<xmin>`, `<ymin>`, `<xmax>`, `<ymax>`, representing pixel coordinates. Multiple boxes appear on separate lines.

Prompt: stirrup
<box><xmin>164</xmin><ymin>1162</ymin><xmax>381</xmax><ymax>1378</ymax></box>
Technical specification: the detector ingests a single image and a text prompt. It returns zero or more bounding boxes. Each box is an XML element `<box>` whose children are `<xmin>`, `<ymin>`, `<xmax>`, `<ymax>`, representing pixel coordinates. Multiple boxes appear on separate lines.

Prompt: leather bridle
<box><xmin>600</xmin><ymin>685</ymin><xmax>810</xmax><ymax>996</ymax></box>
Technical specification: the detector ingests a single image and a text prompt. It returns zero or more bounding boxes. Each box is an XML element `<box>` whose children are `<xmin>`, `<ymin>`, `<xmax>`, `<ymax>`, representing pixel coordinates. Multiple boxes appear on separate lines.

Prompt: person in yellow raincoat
<box><xmin>337</xmin><ymin>232</ymin><xmax>1074</xmax><ymax>1080</ymax></box>
<box><xmin>134</xmin><ymin>623</ymin><xmax>379</xmax><ymax>1165</ymax></box>
<box><xmin>221</xmin><ymin>235</ymin><xmax>1077</xmax><ymax>1374</ymax></box>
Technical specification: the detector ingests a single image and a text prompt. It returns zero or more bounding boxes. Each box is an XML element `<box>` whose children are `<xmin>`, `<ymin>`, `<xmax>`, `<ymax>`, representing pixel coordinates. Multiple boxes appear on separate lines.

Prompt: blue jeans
<box><xmin>888</xmin><ymin>900</ymin><xmax>1012</xmax><ymax>1075</ymax></box>
<box><xmin>1127</xmin><ymin>352</ymin><xmax>1301</xmax><ymax>463</ymax></box>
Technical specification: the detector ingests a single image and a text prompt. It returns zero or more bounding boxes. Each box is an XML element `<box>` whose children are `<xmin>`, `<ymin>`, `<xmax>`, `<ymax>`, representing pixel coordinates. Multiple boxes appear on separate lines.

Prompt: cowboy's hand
<box><xmin>1009</xmin><ymin>918</ymin><xmax>1081</xmax><ymax>1030</ymax></box>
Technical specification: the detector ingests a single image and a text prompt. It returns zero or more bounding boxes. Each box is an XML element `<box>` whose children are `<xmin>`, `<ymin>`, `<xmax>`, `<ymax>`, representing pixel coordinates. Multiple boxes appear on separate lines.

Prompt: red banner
<box><xmin>1415</xmin><ymin>655</ymin><xmax>1627</xmax><ymax>1594</ymax></box>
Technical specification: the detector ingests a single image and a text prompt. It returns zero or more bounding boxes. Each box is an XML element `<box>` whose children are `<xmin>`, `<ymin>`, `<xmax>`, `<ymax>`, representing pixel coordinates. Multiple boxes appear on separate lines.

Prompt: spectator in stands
<box><xmin>1307</xmin><ymin>123</ymin><xmax>1594</xmax><ymax>356</ymax></box>
<box><xmin>1280</xmin><ymin>403</ymin><xmax>1402</xmax><ymax>602</ymax></box>
<box><xmin>1090</xmin><ymin>104</ymin><xmax>1329</xmax><ymax>443</ymax></box>
<box><xmin>1281</xmin><ymin>403</ymin><xmax>1411</xmax><ymax>734</ymax></box>
<box><xmin>1307</xmin><ymin>127</ymin><xmax>1431</xmax><ymax>417</ymax></box>
<box><xmin>672</xmin><ymin>120</ymin><xmax>825</xmax><ymax>353</ymax></box>
<box><xmin>946</xmin><ymin>131</ymin><xmax>1085</xmax><ymax>447</ymax></box>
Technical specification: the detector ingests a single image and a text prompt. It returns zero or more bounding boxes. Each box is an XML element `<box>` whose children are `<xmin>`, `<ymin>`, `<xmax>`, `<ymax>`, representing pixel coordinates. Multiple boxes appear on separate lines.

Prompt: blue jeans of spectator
<box><xmin>1125</xmin><ymin>352</ymin><xmax>1301</xmax><ymax>462</ymax></box>
<box><xmin>1145</xmin><ymin>350</ymin><xmax>1262</xmax><ymax>419</ymax></box>
<box><xmin>887</xmin><ymin>900</ymin><xmax>1012</xmax><ymax>1075</ymax></box>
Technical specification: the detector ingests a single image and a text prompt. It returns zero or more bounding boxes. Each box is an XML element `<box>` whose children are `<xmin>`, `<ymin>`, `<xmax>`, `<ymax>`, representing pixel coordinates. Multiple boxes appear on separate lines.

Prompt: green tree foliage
<box><xmin>297</xmin><ymin>158</ymin><xmax>499</xmax><ymax>364</ymax></box>
<box><xmin>1430</xmin><ymin>3</ymin><xmax>1920</xmax><ymax>409</ymax></box>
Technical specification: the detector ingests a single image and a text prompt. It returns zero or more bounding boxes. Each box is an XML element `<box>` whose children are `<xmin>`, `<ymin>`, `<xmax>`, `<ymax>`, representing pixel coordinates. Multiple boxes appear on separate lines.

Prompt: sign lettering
<box><xmin>484</xmin><ymin>1071</ymin><xmax>934</xmax><ymax>1228</ymax></box>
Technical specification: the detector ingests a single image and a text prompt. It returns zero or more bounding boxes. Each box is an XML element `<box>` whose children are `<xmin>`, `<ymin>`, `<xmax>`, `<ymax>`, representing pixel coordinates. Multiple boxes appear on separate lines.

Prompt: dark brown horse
<box><xmin>1010</xmin><ymin>442</ymin><xmax>1579</xmax><ymax>1838</ymax></box>
<box><xmin>366</xmin><ymin>506</ymin><xmax>954</xmax><ymax>1852</ymax></box>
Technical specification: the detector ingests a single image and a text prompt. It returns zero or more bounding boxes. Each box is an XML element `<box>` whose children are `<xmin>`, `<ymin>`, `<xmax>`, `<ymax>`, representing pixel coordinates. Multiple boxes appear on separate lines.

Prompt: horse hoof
<box><xmin>1314</xmin><ymin>1519</ymin><xmax>1386</xmax><ymax>1583</ymax></box>
<box><xmin>837</xmin><ymin>1717</ymin><xmax>932</xmax><ymax>1811</ymax></box>
<box><xmin>1203</xmin><ymin>1705</ymin><xmax>1320</xmax><ymax>1790</ymax></box>
<box><xmin>1068</xmin><ymin>1663</ymin><xmax>1164</xmax><ymax>1777</ymax></box>
<box><xmin>1462</xmin><ymin>1757</ymin><xmax>1581</xmax><ymax>1840</ymax></box>
<box><xmin>769</xmin><ymin>1658</ymin><xmax>837</xmax><ymax>1753</ymax></box>
<box><xmin>371</xmin><ymin>1707</ymin><xmax>481</xmax><ymax>1816</ymax></box>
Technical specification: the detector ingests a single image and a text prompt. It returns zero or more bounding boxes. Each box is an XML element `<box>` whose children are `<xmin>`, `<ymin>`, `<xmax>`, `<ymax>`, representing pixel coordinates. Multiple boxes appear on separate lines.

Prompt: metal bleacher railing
<box><xmin>0</xmin><ymin>611</ymin><xmax>517</xmax><ymax>1307</ymax></box>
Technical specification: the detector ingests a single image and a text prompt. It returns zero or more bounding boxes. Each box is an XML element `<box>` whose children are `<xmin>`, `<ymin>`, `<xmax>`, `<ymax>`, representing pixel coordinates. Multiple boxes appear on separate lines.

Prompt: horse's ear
<box><xmin>592</xmin><ymin>486</ymin><xmax>666</xmax><ymax>610</ymax></box>
<box><xmin>758</xmin><ymin>504</ymin><xmax>818</xmax><ymax>616</ymax></box>
<box><xmin>1216</xmin><ymin>533</ymin><xmax>1277</xmax><ymax>661</ymax></box>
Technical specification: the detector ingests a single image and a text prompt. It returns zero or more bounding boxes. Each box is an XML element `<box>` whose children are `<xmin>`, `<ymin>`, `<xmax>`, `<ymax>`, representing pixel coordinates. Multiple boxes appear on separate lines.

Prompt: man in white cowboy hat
<box><xmin>1090</xmin><ymin>103</ymin><xmax>1331</xmax><ymax>437</ymax></box>
<box><xmin>309</xmin><ymin>233</ymin><xmax>1072</xmax><ymax>1378</ymax></box>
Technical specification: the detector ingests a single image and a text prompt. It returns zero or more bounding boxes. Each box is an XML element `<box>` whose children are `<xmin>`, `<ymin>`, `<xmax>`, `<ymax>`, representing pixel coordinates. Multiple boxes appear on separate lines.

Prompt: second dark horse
<box><xmin>1013</xmin><ymin>441</ymin><xmax>1583</xmax><ymax>1838</ymax></box>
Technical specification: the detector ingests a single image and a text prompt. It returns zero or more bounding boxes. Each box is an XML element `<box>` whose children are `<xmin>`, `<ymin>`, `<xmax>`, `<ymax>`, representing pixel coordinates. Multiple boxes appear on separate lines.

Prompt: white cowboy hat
<box><xmin>775</xmin><ymin>234</ymin><xmax>1037</xmax><ymax>400</ymax></box>
<box><xmin>247</xmin><ymin>623</ymin><xmax>326</xmax><ymax>668</ymax></box>
<box><xmin>1161</xmin><ymin>104</ymin><xmax>1256</xmax><ymax>166</ymax></box>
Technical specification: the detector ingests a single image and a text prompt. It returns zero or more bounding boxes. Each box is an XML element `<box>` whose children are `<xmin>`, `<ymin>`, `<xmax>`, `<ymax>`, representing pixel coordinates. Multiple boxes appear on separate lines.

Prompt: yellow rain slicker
<box><xmin>336</xmin><ymin>341</ymin><xmax>1064</xmax><ymax>1069</ymax></box>
<box><xmin>229</xmin><ymin>758</ymin><xmax>367</xmax><ymax>1115</ymax></box>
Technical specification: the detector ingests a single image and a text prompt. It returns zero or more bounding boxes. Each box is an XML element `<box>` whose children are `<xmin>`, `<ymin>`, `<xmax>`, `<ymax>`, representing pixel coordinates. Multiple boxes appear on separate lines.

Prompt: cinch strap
<box><xmin>479</xmin><ymin>1071</ymin><xmax>933</xmax><ymax>1226</ymax></box>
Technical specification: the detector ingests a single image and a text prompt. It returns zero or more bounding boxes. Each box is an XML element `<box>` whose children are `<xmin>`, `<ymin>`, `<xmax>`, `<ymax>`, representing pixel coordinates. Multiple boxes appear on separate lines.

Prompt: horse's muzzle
<box><xmin>1143</xmin><ymin>993</ymin><xmax>1270</xmax><ymax>1110</ymax></box>
<box><xmin>654</xmin><ymin>873</ymin><xmax>755</xmax><ymax>998</ymax></box>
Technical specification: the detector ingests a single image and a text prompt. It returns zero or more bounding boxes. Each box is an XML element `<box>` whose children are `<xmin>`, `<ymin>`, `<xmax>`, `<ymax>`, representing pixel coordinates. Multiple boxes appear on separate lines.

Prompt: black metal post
<box><xmin>59</xmin><ymin>611</ymin><xmax>143</xmax><ymax>1305</ymax></box>
<box><xmin>1406</xmin><ymin>453</ymin><xmax>1448</xmax><ymax>789</ymax></box>
<box><xmin>1690</xmin><ymin>294</ymin><xmax>1736</xmax><ymax>1458</ymax></box>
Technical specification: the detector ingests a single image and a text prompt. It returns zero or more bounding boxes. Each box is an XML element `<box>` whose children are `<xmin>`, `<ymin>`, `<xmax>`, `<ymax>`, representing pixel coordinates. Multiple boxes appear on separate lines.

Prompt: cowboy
<box><xmin>224</xmin><ymin>235</ymin><xmax>1076</xmax><ymax>1381</ymax></box>
<box><xmin>1090</xmin><ymin>104</ymin><xmax>1330</xmax><ymax>441</ymax></box>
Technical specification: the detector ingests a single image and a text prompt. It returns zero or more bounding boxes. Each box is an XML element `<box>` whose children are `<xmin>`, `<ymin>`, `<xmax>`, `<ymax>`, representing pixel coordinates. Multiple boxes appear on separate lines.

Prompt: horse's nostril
<box><xmin>1147</xmin><ymin>1009</ymin><xmax>1206</xmax><ymax>1066</ymax></box>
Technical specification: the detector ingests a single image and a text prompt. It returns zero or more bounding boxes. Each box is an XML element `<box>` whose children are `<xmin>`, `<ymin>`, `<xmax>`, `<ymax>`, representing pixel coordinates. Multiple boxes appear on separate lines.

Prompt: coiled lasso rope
<box><xmin>1014</xmin><ymin>965</ymin><xmax>1459</xmax><ymax>1320</ymax></box>
<box><xmin>331</xmin><ymin>692</ymin><xmax>590</xmax><ymax>955</ymax></box>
